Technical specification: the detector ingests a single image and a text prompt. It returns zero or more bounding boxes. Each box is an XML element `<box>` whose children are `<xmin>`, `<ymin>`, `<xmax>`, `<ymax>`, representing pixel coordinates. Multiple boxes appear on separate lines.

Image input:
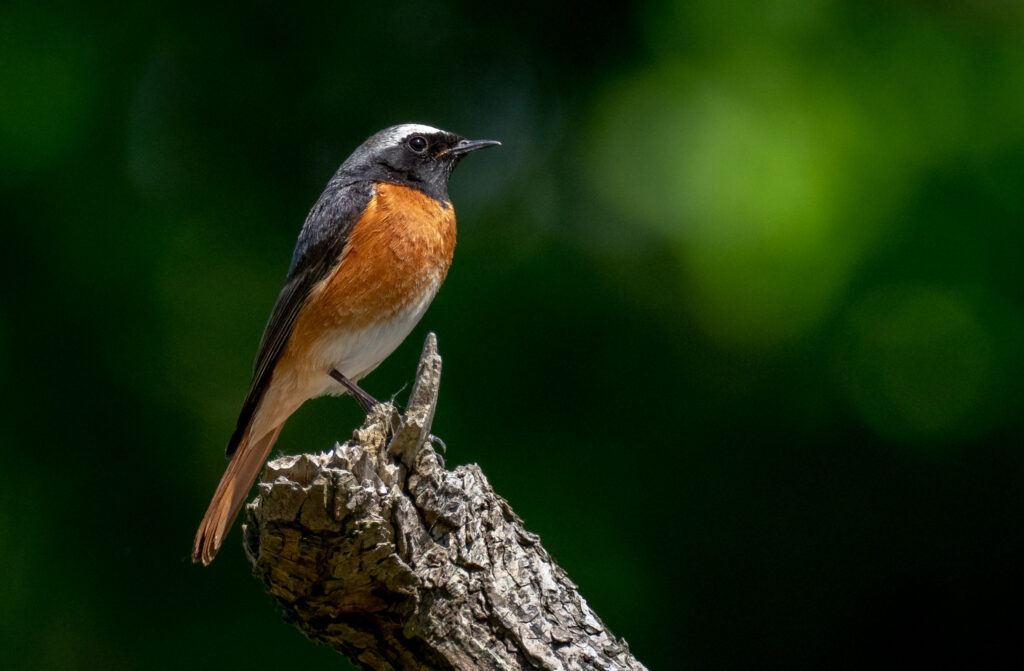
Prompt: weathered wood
<box><xmin>243</xmin><ymin>333</ymin><xmax>649</xmax><ymax>671</ymax></box>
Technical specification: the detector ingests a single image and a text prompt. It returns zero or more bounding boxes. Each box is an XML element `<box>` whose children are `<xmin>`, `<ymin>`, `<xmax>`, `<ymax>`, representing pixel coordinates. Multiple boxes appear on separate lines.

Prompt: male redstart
<box><xmin>193</xmin><ymin>124</ymin><xmax>499</xmax><ymax>565</ymax></box>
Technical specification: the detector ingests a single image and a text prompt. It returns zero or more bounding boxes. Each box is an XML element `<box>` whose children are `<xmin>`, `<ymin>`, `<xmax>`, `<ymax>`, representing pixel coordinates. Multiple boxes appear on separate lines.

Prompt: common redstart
<box><xmin>193</xmin><ymin>124</ymin><xmax>499</xmax><ymax>565</ymax></box>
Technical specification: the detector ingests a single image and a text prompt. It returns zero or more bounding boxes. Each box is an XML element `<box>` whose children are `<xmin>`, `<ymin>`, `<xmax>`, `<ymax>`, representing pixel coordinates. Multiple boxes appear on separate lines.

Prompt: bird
<box><xmin>193</xmin><ymin>123</ymin><xmax>500</xmax><ymax>565</ymax></box>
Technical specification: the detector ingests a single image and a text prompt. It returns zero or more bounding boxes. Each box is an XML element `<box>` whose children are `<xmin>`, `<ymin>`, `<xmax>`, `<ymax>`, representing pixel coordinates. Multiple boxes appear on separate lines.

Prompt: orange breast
<box><xmin>283</xmin><ymin>182</ymin><xmax>457</xmax><ymax>360</ymax></box>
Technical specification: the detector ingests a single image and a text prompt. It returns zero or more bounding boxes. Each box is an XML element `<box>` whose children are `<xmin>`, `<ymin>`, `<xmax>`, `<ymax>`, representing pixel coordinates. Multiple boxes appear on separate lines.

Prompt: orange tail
<box><xmin>193</xmin><ymin>424</ymin><xmax>284</xmax><ymax>565</ymax></box>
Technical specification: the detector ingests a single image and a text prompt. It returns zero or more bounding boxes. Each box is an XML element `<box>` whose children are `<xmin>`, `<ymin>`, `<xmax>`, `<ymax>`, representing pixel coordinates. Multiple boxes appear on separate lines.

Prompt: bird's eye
<box><xmin>408</xmin><ymin>136</ymin><xmax>428</xmax><ymax>153</ymax></box>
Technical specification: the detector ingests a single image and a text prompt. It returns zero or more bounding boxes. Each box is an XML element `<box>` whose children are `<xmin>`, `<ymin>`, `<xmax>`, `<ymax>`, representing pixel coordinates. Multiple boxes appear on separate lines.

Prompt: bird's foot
<box><xmin>427</xmin><ymin>433</ymin><xmax>447</xmax><ymax>453</ymax></box>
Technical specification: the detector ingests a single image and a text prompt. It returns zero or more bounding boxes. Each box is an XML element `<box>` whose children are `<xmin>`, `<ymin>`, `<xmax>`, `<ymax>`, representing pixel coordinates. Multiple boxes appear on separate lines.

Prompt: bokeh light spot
<box><xmin>586</xmin><ymin>63</ymin><xmax>878</xmax><ymax>347</ymax></box>
<box><xmin>836</xmin><ymin>285</ymin><xmax>994</xmax><ymax>442</ymax></box>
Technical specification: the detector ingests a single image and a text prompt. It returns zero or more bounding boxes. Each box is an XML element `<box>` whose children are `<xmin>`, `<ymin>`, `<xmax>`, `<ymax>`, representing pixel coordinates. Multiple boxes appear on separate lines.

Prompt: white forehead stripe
<box><xmin>382</xmin><ymin>124</ymin><xmax>444</xmax><ymax>144</ymax></box>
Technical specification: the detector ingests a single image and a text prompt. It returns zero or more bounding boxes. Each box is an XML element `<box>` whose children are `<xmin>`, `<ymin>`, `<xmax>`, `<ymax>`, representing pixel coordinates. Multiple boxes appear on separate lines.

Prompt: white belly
<box><xmin>306</xmin><ymin>279</ymin><xmax>440</xmax><ymax>399</ymax></box>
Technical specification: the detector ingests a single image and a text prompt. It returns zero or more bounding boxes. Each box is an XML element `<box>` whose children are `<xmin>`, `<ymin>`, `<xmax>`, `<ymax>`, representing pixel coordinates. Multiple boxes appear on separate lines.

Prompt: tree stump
<box><xmin>243</xmin><ymin>334</ymin><xmax>649</xmax><ymax>671</ymax></box>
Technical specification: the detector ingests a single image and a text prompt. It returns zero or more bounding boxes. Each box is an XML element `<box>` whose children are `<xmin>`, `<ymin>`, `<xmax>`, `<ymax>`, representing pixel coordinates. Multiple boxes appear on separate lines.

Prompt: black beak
<box><xmin>449</xmin><ymin>138</ymin><xmax>502</xmax><ymax>155</ymax></box>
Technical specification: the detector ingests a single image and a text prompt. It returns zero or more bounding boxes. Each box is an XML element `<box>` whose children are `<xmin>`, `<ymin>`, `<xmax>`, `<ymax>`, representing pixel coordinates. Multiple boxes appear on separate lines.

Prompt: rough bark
<box><xmin>243</xmin><ymin>333</ymin><xmax>649</xmax><ymax>671</ymax></box>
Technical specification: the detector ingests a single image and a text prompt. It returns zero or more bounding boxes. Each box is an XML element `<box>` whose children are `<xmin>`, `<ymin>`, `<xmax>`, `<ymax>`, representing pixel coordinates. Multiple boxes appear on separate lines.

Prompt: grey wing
<box><xmin>224</xmin><ymin>179</ymin><xmax>375</xmax><ymax>457</ymax></box>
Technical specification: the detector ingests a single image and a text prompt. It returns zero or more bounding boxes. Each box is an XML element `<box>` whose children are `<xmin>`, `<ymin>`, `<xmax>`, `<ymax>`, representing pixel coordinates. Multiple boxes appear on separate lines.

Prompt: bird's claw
<box><xmin>427</xmin><ymin>433</ymin><xmax>447</xmax><ymax>453</ymax></box>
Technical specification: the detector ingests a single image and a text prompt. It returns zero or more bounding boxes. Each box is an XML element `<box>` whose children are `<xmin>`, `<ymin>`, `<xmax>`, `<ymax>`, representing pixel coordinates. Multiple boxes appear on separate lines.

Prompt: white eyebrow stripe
<box><xmin>381</xmin><ymin>124</ymin><xmax>444</xmax><ymax>144</ymax></box>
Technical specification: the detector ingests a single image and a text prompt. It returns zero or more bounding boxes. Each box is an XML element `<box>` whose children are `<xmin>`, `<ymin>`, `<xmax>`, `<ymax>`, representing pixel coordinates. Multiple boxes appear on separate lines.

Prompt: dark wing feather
<box><xmin>225</xmin><ymin>179</ymin><xmax>376</xmax><ymax>457</ymax></box>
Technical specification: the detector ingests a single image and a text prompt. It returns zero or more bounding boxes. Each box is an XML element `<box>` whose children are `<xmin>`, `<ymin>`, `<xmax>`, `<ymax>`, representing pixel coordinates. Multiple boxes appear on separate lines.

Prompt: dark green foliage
<box><xmin>1</xmin><ymin>1</ymin><xmax>1023</xmax><ymax>668</ymax></box>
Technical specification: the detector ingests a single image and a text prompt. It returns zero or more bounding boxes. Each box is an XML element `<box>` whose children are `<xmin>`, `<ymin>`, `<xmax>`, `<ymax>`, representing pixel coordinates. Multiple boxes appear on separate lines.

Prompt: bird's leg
<box><xmin>329</xmin><ymin>369</ymin><xmax>379</xmax><ymax>413</ymax></box>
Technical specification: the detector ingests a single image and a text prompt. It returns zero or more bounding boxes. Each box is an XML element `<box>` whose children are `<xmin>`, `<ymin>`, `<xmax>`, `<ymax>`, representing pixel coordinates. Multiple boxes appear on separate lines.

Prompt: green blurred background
<box><xmin>2</xmin><ymin>0</ymin><xmax>1023</xmax><ymax>668</ymax></box>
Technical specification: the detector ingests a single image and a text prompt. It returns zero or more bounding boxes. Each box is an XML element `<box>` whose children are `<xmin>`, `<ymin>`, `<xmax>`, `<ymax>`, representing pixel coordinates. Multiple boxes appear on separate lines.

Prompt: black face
<box><xmin>336</xmin><ymin>124</ymin><xmax>500</xmax><ymax>203</ymax></box>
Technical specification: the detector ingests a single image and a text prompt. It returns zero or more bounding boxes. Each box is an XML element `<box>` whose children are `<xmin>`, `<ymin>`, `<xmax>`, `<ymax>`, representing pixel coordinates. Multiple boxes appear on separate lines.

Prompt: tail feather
<box><xmin>193</xmin><ymin>424</ymin><xmax>284</xmax><ymax>565</ymax></box>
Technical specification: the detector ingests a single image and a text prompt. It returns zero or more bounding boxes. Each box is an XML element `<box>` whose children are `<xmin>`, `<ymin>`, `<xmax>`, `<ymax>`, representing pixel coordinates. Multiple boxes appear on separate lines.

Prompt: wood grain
<box><xmin>243</xmin><ymin>334</ymin><xmax>649</xmax><ymax>671</ymax></box>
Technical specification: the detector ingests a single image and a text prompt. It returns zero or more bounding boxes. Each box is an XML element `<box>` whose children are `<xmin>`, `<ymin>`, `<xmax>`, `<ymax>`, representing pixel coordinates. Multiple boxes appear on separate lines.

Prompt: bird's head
<box><xmin>341</xmin><ymin>123</ymin><xmax>500</xmax><ymax>202</ymax></box>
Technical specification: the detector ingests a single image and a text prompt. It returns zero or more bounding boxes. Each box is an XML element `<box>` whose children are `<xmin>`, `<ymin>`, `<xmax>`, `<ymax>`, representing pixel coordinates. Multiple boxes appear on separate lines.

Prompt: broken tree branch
<box><xmin>242</xmin><ymin>333</ymin><xmax>649</xmax><ymax>671</ymax></box>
